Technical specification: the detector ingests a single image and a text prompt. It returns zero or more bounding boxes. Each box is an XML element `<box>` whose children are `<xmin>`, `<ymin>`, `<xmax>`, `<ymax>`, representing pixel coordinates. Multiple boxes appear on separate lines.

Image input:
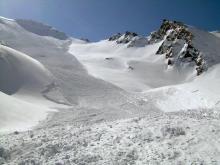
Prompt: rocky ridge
<box><xmin>108</xmin><ymin>19</ymin><xmax>207</xmax><ymax>75</ymax></box>
<box><xmin>152</xmin><ymin>19</ymin><xmax>206</xmax><ymax>75</ymax></box>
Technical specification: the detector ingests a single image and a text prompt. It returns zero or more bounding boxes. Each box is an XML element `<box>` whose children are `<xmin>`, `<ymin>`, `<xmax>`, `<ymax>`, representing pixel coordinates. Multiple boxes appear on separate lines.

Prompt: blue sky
<box><xmin>0</xmin><ymin>0</ymin><xmax>219</xmax><ymax>41</ymax></box>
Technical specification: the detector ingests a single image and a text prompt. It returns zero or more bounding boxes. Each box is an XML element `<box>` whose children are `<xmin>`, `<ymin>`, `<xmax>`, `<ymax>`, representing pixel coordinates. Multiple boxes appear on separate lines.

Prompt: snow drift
<box><xmin>0</xmin><ymin>91</ymin><xmax>53</xmax><ymax>133</ymax></box>
<box><xmin>0</xmin><ymin>45</ymin><xmax>53</xmax><ymax>95</ymax></box>
<box><xmin>0</xmin><ymin>45</ymin><xmax>56</xmax><ymax>133</ymax></box>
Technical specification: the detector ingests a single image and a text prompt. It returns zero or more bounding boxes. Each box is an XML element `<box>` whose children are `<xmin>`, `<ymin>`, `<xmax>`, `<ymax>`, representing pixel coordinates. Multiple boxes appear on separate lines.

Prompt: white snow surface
<box><xmin>0</xmin><ymin>45</ymin><xmax>59</xmax><ymax>133</ymax></box>
<box><xmin>211</xmin><ymin>31</ymin><xmax>220</xmax><ymax>38</ymax></box>
<box><xmin>69</xmin><ymin>40</ymin><xmax>195</xmax><ymax>92</ymax></box>
<box><xmin>69</xmin><ymin>26</ymin><xmax>220</xmax><ymax>112</ymax></box>
<box><xmin>0</xmin><ymin>45</ymin><xmax>52</xmax><ymax>94</ymax></box>
<box><xmin>0</xmin><ymin>91</ymin><xmax>54</xmax><ymax>133</ymax></box>
<box><xmin>1</xmin><ymin>16</ymin><xmax>220</xmax><ymax>164</ymax></box>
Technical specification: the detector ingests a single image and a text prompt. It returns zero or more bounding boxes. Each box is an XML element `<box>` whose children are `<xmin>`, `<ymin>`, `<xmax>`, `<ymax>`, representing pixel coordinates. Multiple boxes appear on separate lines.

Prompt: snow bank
<box><xmin>16</xmin><ymin>19</ymin><xmax>68</xmax><ymax>40</ymax></box>
<box><xmin>0</xmin><ymin>45</ymin><xmax>58</xmax><ymax>133</ymax></box>
<box><xmin>0</xmin><ymin>91</ymin><xmax>54</xmax><ymax>133</ymax></box>
<box><xmin>0</xmin><ymin>45</ymin><xmax>53</xmax><ymax>95</ymax></box>
<box><xmin>143</xmin><ymin>64</ymin><xmax>220</xmax><ymax>112</ymax></box>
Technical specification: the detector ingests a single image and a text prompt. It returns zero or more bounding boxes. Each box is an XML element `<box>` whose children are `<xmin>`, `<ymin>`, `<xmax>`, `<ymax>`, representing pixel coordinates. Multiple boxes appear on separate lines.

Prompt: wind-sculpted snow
<box><xmin>0</xmin><ymin>91</ymin><xmax>54</xmax><ymax>134</ymax></box>
<box><xmin>16</xmin><ymin>19</ymin><xmax>68</xmax><ymax>40</ymax></box>
<box><xmin>0</xmin><ymin>45</ymin><xmax>59</xmax><ymax>133</ymax></box>
<box><xmin>0</xmin><ymin>45</ymin><xmax>52</xmax><ymax>94</ymax></box>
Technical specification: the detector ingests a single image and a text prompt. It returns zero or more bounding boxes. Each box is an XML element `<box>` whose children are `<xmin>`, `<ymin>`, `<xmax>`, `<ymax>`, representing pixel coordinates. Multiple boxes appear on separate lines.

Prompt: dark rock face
<box><xmin>80</xmin><ymin>38</ymin><xmax>90</xmax><ymax>43</ymax></box>
<box><xmin>116</xmin><ymin>31</ymin><xmax>138</xmax><ymax>44</ymax></box>
<box><xmin>105</xmin><ymin>57</ymin><xmax>114</xmax><ymax>60</ymax></box>
<box><xmin>153</xmin><ymin>20</ymin><xmax>207</xmax><ymax>75</ymax></box>
<box><xmin>149</xmin><ymin>20</ymin><xmax>191</xmax><ymax>43</ymax></box>
<box><xmin>108</xmin><ymin>33</ymin><xmax>122</xmax><ymax>41</ymax></box>
<box><xmin>107</xmin><ymin>20</ymin><xmax>208</xmax><ymax>75</ymax></box>
<box><xmin>108</xmin><ymin>32</ymin><xmax>139</xmax><ymax>45</ymax></box>
<box><xmin>108</xmin><ymin>31</ymin><xmax>149</xmax><ymax>48</ymax></box>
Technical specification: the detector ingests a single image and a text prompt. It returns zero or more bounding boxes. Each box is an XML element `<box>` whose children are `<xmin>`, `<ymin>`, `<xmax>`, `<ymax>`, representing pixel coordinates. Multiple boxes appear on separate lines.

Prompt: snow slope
<box><xmin>211</xmin><ymin>31</ymin><xmax>220</xmax><ymax>38</ymax></box>
<box><xmin>0</xmin><ymin>17</ymin><xmax>155</xmax><ymax>134</ymax></box>
<box><xmin>189</xmin><ymin>27</ymin><xmax>220</xmax><ymax>66</ymax></box>
<box><xmin>142</xmin><ymin>65</ymin><xmax>220</xmax><ymax>112</ymax></box>
<box><xmin>0</xmin><ymin>44</ymin><xmax>59</xmax><ymax>133</ymax></box>
<box><xmin>0</xmin><ymin>91</ymin><xmax>54</xmax><ymax>133</ymax></box>
<box><xmin>0</xmin><ymin>45</ymin><xmax>52</xmax><ymax>95</ymax></box>
<box><xmin>16</xmin><ymin>19</ymin><xmax>68</xmax><ymax>40</ymax></box>
<box><xmin>1</xmin><ymin>16</ymin><xmax>220</xmax><ymax>164</ymax></box>
<box><xmin>69</xmin><ymin>24</ymin><xmax>220</xmax><ymax>112</ymax></box>
<box><xmin>69</xmin><ymin>40</ymin><xmax>195</xmax><ymax>92</ymax></box>
<box><xmin>0</xmin><ymin>16</ymin><xmax>133</xmax><ymax>107</ymax></box>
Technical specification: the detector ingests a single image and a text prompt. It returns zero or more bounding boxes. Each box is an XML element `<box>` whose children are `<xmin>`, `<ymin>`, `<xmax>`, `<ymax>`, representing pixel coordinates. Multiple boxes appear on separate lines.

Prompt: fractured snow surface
<box><xmin>1</xmin><ymin>17</ymin><xmax>220</xmax><ymax>164</ymax></box>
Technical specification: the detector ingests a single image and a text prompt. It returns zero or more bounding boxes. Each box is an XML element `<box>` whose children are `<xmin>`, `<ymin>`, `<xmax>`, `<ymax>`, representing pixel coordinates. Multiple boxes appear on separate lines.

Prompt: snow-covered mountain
<box><xmin>1</xmin><ymin>16</ymin><xmax>220</xmax><ymax>164</ymax></box>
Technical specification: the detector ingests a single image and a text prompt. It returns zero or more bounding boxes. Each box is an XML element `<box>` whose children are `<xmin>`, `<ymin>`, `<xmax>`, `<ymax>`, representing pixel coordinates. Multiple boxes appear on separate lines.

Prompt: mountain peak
<box><xmin>108</xmin><ymin>31</ymin><xmax>138</xmax><ymax>43</ymax></box>
<box><xmin>151</xmin><ymin>19</ymin><xmax>207</xmax><ymax>75</ymax></box>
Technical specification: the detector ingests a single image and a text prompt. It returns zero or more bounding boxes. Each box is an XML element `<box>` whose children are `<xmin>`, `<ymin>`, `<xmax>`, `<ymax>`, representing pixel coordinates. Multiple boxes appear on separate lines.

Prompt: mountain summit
<box><xmin>107</xmin><ymin>19</ymin><xmax>220</xmax><ymax>76</ymax></box>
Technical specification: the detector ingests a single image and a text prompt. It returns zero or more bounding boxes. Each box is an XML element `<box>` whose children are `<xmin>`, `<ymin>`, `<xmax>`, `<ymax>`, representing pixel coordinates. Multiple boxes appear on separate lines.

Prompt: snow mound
<box><xmin>0</xmin><ymin>91</ymin><xmax>54</xmax><ymax>133</ymax></box>
<box><xmin>16</xmin><ymin>19</ymin><xmax>68</xmax><ymax>40</ymax></box>
<box><xmin>142</xmin><ymin>63</ymin><xmax>220</xmax><ymax>112</ymax></box>
<box><xmin>0</xmin><ymin>45</ymin><xmax>53</xmax><ymax>95</ymax></box>
<box><xmin>0</xmin><ymin>45</ymin><xmax>59</xmax><ymax>133</ymax></box>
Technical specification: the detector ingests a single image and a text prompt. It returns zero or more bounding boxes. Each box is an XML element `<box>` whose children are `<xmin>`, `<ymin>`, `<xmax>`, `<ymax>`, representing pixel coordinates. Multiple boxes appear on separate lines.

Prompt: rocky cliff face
<box><xmin>151</xmin><ymin>20</ymin><xmax>206</xmax><ymax>75</ymax></box>
<box><xmin>108</xmin><ymin>19</ymin><xmax>208</xmax><ymax>75</ymax></box>
<box><xmin>109</xmin><ymin>31</ymin><xmax>137</xmax><ymax>43</ymax></box>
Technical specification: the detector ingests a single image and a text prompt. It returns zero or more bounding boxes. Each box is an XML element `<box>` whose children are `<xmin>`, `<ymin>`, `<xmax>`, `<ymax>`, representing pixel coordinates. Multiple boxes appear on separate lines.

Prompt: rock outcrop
<box><xmin>109</xmin><ymin>32</ymin><xmax>148</xmax><ymax>48</ymax></box>
<box><xmin>152</xmin><ymin>19</ymin><xmax>207</xmax><ymax>75</ymax></box>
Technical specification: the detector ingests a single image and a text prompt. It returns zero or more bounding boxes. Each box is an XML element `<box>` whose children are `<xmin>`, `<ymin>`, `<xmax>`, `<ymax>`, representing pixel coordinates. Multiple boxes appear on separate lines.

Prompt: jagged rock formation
<box><xmin>152</xmin><ymin>19</ymin><xmax>207</xmax><ymax>75</ymax></box>
<box><xmin>80</xmin><ymin>38</ymin><xmax>90</xmax><ymax>42</ymax></box>
<box><xmin>108</xmin><ymin>33</ymin><xmax>122</xmax><ymax>41</ymax></box>
<box><xmin>116</xmin><ymin>31</ymin><xmax>138</xmax><ymax>44</ymax></box>
<box><xmin>127</xmin><ymin>37</ymin><xmax>149</xmax><ymax>48</ymax></box>
<box><xmin>109</xmin><ymin>32</ymin><xmax>137</xmax><ymax>43</ymax></box>
<box><xmin>108</xmin><ymin>20</ymin><xmax>207</xmax><ymax>75</ymax></box>
<box><xmin>109</xmin><ymin>32</ymin><xmax>148</xmax><ymax>48</ymax></box>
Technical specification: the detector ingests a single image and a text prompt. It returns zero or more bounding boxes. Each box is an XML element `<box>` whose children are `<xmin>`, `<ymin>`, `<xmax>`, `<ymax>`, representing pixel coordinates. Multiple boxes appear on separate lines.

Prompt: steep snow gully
<box><xmin>1</xmin><ymin>17</ymin><xmax>220</xmax><ymax>164</ymax></box>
